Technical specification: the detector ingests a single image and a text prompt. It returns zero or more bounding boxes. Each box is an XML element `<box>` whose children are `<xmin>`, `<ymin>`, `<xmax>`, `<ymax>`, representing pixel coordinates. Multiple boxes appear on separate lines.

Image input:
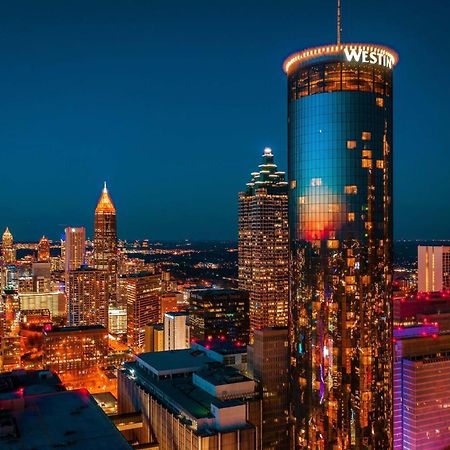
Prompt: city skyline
<box><xmin>1</xmin><ymin>0</ymin><xmax>449</xmax><ymax>242</ymax></box>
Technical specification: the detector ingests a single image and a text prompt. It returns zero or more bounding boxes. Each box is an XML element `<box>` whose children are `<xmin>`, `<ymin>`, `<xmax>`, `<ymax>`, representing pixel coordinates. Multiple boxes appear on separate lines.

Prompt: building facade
<box><xmin>189</xmin><ymin>289</ymin><xmax>250</xmax><ymax>345</ymax></box>
<box><xmin>285</xmin><ymin>44</ymin><xmax>397</xmax><ymax>448</ymax></box>
<box><xmin>248</xmin><ymin>327</ymin><xmax>289</xmax><ymax>450</ymax></box>
<box><xmin>42</xmin><ymin>325</ymin><xmax>109</xmax><ymax>375</ymax></box>
<box><xmin>394</xmin><ymin>326</ymin><xmax>450</xmax><ymax>449</ymax></box>
<box><xmin>94</xmin><ymin>183</ymin><xmax>117</xmax><ymax>304</ymax></box>
<box><xmin>119</xmin><ymin>272</ymin><xmax>161</xmax><ymax>351</ymax></box>
<box><xmin>418</xmin><ymin>245</ymin><xmax>450</xmax><ymax>292</ymax></box>
<box><xmin>64</xmin><ymin>227</ymin><xmax>86</xmax><ymax>272</ymax></box>
<box><xmin>67</xmin><ymin>267</ymin><xmax>108</xmax><ymax>327</ymax></box>
<box><xmin>238</xmin><ymin>148</ymin><xmax>289</xmax><ymax>341</ymax></box>
<box><xmin>164</xmin><ymin>311</ymin><xmax>190</xmax><ymax>350</ymax></box>
<box><xmin>118</xmin><ymin>350</ymin><xmax>259</xmax><ymax>450</ymax></box>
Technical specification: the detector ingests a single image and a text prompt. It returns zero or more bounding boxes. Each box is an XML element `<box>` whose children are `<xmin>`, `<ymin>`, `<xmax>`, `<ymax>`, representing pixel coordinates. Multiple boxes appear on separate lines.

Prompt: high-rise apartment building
<box><xmin>119</xmin><ymin>272</ymin><xmax>161</xmax><ymax>351</ymax></box>
<box><xmin>94</xmin><ymin>182</ymin><xmax>117</xmax><ymax>303</ymax></box>
<box><xmin>2</xmin><ymin>227</ymin><xmax>16</xmax><ymax>264</ymax></box>
<box><xmin>189</xmin><ymin>289</ymin><xmax>250</xmax><ymax>344</ymax></box>
<box><xmin>285</xmin><ymin>43</ymin><xmax>397</xmax><ymax>448</ymax></box>
<box><xmin>67</xmin><ymin>267</ymin><xmax>108</xmax><ymax>327</ymax></box>
<box><xmin>37</xmin><ymin>235</ymin><xmax>50</xmax><ymax>262</ymax></box>
<box><xmin>64</xmin><ymin>227</ymin><xmax>86</xmax><ymax>272</ymax></box>
<box><xmin>238</xmin><ymin>148</ymin><xmax>289</xmax><ymax>341</ymax></box>
<box><xmin>418</xmin><ymin>245</ymin><xmax>450</xmax><ymax>292</ymax></box>
<box><xmin>248</xmin><ymin>327</ymin><xmax>289</xmax><ymax>449</ymax></box>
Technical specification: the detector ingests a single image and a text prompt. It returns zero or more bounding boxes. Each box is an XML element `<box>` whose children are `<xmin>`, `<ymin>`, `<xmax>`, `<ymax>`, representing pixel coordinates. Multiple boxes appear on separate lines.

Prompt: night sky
<box><xmin>1</xmin><ymin>0</ymin><xmax>449</xmax><ymax>241</ymax></box>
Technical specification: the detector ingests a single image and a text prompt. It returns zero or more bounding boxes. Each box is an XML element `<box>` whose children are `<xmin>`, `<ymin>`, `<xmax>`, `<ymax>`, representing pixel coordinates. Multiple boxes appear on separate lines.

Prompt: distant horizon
<box><xmin>10</xmin><ymin>237</ymin><xmax>450</xmax><ymax>244</ymax></box>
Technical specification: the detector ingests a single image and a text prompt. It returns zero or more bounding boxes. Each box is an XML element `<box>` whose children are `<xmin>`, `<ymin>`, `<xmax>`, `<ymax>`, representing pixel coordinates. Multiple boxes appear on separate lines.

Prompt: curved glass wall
<box><xmin>287</xmin><ymin>51</ymin><xmax>394</xmax><ymax>449</ymax></box>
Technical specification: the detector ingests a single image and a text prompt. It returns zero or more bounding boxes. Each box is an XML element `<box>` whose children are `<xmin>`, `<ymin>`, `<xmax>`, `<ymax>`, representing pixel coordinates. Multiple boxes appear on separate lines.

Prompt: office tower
<box><xmin>144</xmin><ymin>323</ymin><xmax>164</xmax><ymax>352</ymax></box>
<box><xmin>1</xmin><ymin>265</ymin><xmax>18</xmax><ymax>290</ymax></box>
<box><xmin>0</xmin><ymin>289</ymin><xmax>21</xmax><ymax>371</ymax></box>
<box><xmin>164</xmin><ymin>311</ymin><xmax>190</xmax><ymax>350</ymax></box>
<box><xmin>64</xmin><ymin>227</ymin><xmax>86</xmax><ymax>272</ymax></box>
<box><xmin>189</xmin><ymin>289</ymin><xmax>250</xmax><ymax>344</ymax></box>
<box><xmin>284</xmin><ymin>43</ymin><xmax>397</xmax><ymax>448</ymax></box>
<box><xmin>37</xmin><ymin>235</ymin><xmax>50</xmax><ymax>262</ymax></box>
<box><xmin>94</xmin><ymin>182</ymin><xmax>117</xmax><ymax>303</ymax></box>
<box><xmin>67</xmin><ymin>267</ymin><xmax>108</xmax><ymax>327</ymax></box>
<box><xmin>248</xmin><ymin>327</ymin><xmax>289</xmax><ymax>449</ymax></box>
<box><xmin>108</xmin><ymin>306</ymin><xmax>127</xmax><ymax>336</ymax></box>
<box><xmin>118</xmin><ymin>349</ymin><xmax>259</xmax><ymax>449</ymax></box>
<box><xmin>238</xmin><ymin>148</ymin><xmax>289</xmax><ymax>341</ymax></box>
<box><xmin>418</xmin><ymin>245</ymin><xmax>450</xmax><ymax>292</ymax></box>
<box><xmin>160</xmin><ymin>292</ymin><xmax>179</xmax><ymax>321</ymax></box>
<box><xmin>42</xmin><ymin>324</ymin><xmax>108</xmax><ymax>375</ymax></box>
<box><xmin>119</xmin><ymin>272</ymin><xmax>160</xmax><ymax>351</ymax></box>
<box><xmin>32</xmin><ymin>262</ymin><xmax>51</xmax><ymax>292</ymax></box>
<box><xmin>394</xmin><ymin>325</ymin><xmax>450</xmax><ymax>449</ymax></box>
<box><xmin>2</xmin><ymin>227</ymin><xmax>16</xmax><ymax>264</ymax></box>
<box><xmin>161</xmin><ymin>270</ymin><xmax>177</xmax><ymax>292</ymax></box>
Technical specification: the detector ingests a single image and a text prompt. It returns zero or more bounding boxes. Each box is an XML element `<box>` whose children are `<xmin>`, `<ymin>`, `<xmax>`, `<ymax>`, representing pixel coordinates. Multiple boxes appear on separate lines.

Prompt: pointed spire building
<box><xmin>2</xmin><ymin>227</ymin><xmax>16</xmax><ymax>265</ymax></box>
<box><xmin>94</xmin><ymin>182</ymin><xmax>117</xmax><ymax>304</ymax></box>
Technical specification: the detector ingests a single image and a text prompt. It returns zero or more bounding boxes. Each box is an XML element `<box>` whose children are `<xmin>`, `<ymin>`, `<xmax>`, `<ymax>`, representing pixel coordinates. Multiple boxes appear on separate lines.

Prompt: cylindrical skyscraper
<box><xmin>284</xmin><ymin>44</ymin><xmax>397</xmax><ymax>448</ymax></box>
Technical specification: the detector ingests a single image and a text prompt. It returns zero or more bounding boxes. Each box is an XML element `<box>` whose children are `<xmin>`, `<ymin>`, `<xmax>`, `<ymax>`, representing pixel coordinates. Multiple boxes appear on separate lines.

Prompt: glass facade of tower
<box><xmin>285</xmin><ymin>45</ymin><xmax>397</xmax><ymax>449</ymax></box>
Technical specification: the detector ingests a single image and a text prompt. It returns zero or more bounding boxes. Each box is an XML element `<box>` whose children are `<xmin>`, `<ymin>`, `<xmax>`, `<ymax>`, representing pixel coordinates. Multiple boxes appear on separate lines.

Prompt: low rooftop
<box><xmin>194</xmin><ymin>365</ymin><xmax>253</xmax><ymax>387</ymax></box>
<box><xmin>0</xmin><ymin>369</ymin><xmax>63</xmax><ymax>400</ymax></box>
<box><xmin>122</xmin><ymin>361</ymin><xmax>252</xmax><ymax>433</ymax></box>
<box><xmin>193</xmin><ymin>339</ymin><xmax>247</xmax><ymax>355</ymax></box>
<box><xmin>1</xmin><ymin>389</ymin><xmax>131</xmax><ymax>449</ymax></box>
<box><xmin>136</xmin><ymin>349</ymin><xmax>213</xmax><ymax>377</ymax></box>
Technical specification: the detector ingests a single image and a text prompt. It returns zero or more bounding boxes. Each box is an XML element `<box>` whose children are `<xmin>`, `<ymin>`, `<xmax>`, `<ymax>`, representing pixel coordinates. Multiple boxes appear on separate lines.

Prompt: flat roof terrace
<box><xmin>1</xmin><ymin>389</ymin><xmax>132</xmax><ymax>449</ymax></box>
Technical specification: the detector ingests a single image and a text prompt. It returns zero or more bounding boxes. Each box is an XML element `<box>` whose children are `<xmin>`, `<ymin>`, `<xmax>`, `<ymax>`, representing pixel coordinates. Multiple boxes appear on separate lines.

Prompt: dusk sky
<box><xmin>1</xmin><ymin>0</ymin><xmax>449</xmax><ymax>241</ymax></box>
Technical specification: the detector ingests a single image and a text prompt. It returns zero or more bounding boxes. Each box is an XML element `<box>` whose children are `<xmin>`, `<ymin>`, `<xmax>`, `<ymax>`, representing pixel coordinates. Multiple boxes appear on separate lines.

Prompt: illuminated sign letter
<box><xmin>344</xmin><ymin>47</ymin><xmax>363</xmax><ymax>63</ymax></box>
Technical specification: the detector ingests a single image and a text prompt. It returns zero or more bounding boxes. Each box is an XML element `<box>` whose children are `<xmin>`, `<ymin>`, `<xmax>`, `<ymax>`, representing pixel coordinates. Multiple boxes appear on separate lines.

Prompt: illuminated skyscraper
<box><xmin>94</xmin><ymin>182</ymin><xmax>117</xmax><ymax>303</ymax></box>
<box><xmin>2</xmin><ymin>227</ymin><xmax>16</xmax><ymax>265</ymax></box>
<box><xmin>238</xmin><ymin>148</ymin><xmax>288</xmax><ymax>340</ymax></box>
<box><xmin>284</xmin><ymin>43</ymin><xmax>397</xmax><ymax>448</ymax></box>
<box><xmin>67</xmin><ymin>267</ymin><xmax>108</xmax><ymax>327</ymax></box>
<box><xmin>64</xmin><ymin>227</ymin><xmax>86</xmax><ymax>272</ymax></box>
<box><xmin>118</xmin><ymin>272</ymin><xmax>161</xmax><ymax>351</ymax></box>
<box><xmin>37</xmin><ymin>236</ymin><xmax>50</xmax><ymax>262</ymax></box>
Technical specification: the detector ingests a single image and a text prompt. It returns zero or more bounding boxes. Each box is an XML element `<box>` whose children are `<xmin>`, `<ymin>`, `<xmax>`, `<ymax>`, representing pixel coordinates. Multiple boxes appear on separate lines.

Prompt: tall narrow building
<box><xmin>64</xmin><ymin>227</ymin><xmax>86</xmax><ymax>272</ymax></box>
<box><xmin>94</xmin><ymin>182</ymin><xmax>117</xmax><ymax>303</ymax></box>
<box><xmin>284</xmin><ymin>43</ymin><xmax>397</xmax><ymax>448</ymax></box>
<box><xmin>2</xmin><ymin>227</ymin><xmax>16</xmax><ymax>265</ymax></box>
<box><xmin>238</xmin><ymin>148</ymin><xmax>288</xmax><ymax>341</ymax></box>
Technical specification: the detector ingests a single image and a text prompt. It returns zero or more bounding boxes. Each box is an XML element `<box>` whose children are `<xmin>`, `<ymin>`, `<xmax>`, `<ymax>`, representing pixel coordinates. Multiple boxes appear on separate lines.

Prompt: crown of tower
<box><xmin>3</xmin><ymin>227</ymin><xmax>12</xmax><ymax>239</ymax></box>
<box><xmin>95</xmin><ymin>181</ymin><xmax>116</xmax><ymax>213</ymax></box>
<box><xmin>245</xmin><ymin>148</ymin><xmax>288</xmax><ymax>195</ymax></box>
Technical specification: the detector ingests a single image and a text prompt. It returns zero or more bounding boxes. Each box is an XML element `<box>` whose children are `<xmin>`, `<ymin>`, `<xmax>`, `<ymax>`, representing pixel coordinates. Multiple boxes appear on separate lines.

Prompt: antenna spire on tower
<box><xmin>337</xmin><ymin>0</ymin><xmax>341</xmax><ymax>44</ymax></box>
